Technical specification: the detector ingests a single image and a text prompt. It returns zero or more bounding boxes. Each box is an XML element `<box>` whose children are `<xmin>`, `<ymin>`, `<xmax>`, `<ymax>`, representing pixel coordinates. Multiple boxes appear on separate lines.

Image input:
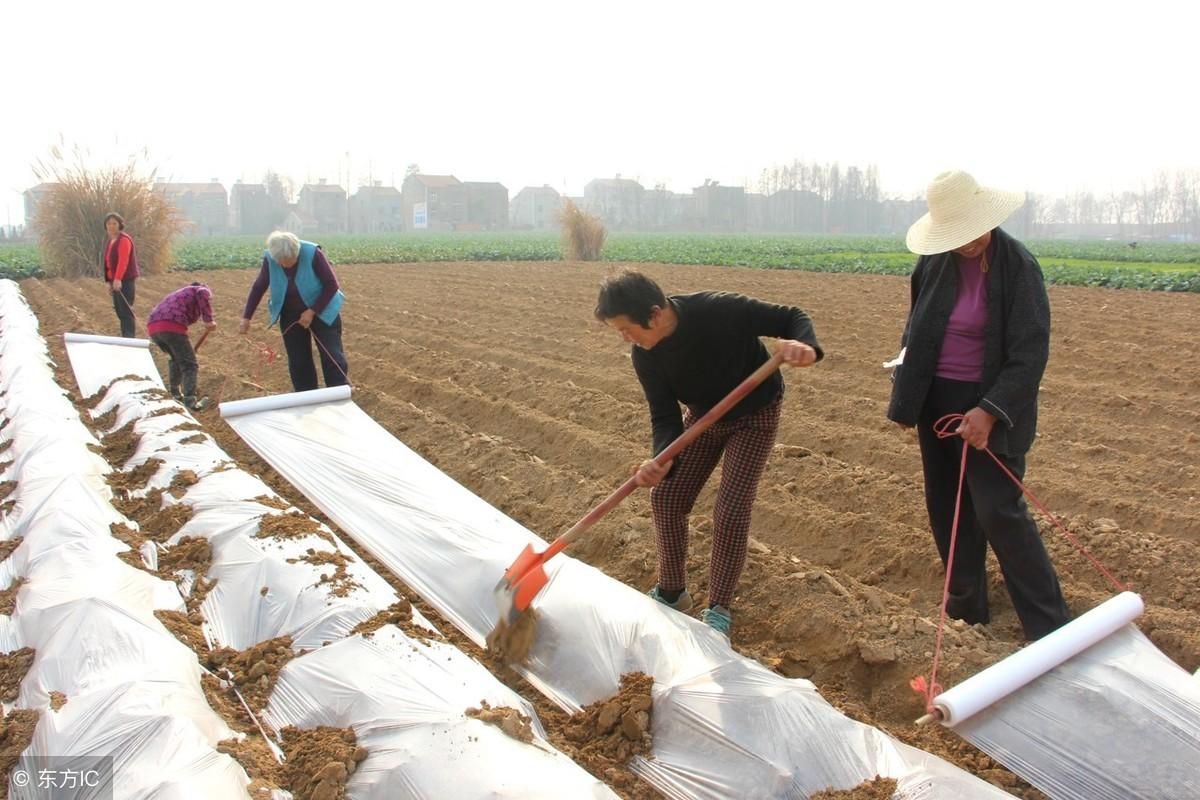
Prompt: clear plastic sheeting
<box><xmin>86</xmin><ymin>380</ymin><xmax>408</xmax><ymax>651</ymax></box>
<box><xmin>62</xmin><ymin>332</ymin><xmax>628</xmax><ymax>797</ymax></box>
<box><xmin>224</xmin><ymin>390</ymin><xmax>1012</xmax><ymax>799</ymax></box>
<box><xmin>264</xmin><ymin>626</ymin><xmax>616</xmax><ymax>799</ymax></box>
<box><xmin>954</xmin><ymin>625</ymin><xmax>1200</xmax><ymax>799</ymax></box>
<box><xmin>63</xmin><ymin>331</ymin><xmax>162</xmax><ymax>398</ymax></box>
<box><xmin>13</xmin><ymin>682</ymin><xmax>250</xmax><ymax>800</ymax></box>
<box><xmin>0</xmin><ymin>280</ymin><xmax>252</xmax><ymax>797</ymax></box>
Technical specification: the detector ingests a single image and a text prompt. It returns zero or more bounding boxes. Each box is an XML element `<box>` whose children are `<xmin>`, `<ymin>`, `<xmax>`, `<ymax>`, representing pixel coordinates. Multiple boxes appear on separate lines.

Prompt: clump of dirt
<box><xmin>88</xmin><ymin>405</ymin><xmax>120</xmax><ymax>433</ymax></box>
<box><xmin>147</xmin><ymin>405</ymin><xmax>182</xmax><ymax>419</ymax></box>
<box><xmin>157</xmin><ymin>537</ymin><xmax>214</xmax><ymax>603</ymax></box>
<box><xmin>110</xmin><ymin>521</ymin><xmax>149</xmax><ymax>568</ymax></box>
<box><xmin>0</xmin><ymin>647</ymin><xmax>35</xmax><ymax>702</ymax></box>
<box><xmin>48</xmin><ymin>691</ymin><xmax>67</xmax><ymax>711</ymax></box>
<box><xmin>206</xmin><ymin>636</ymin><xmax>297</xmax><ymax>713</ymax></box>
<box><xmin>811</xmin><ymin>776</ymin><xmax>898</xmax><ymax>799</ymax></box>
<box><xmin>222</xmin><ymin>723</ymin><xmax>367</xmax><ymax>800</ymax></box>
<box><xmin>279</xmin><ymin>725</ymin><xmax>366</xmax><ymax>800</ymax></box>
<box><xmin>0</xmin><ymin>578</ymin><xmax>25</xmax><ymax>616</ymax></box>
<box><xmin>256</xmin><ymin>512</ymin><xmax>334</xmax><ymax>546</ymax></box>
<box><xmin>107</xmin><ymin>457</ymin><xmax>164</xmax><ymax>493</ymax></box>
<box><xmin>556</xmin><ymin>672</ymin><xmax>654</xmax><ymax>787</ymax></box>
<box><xmin>0</xmin><ymin>708</ymin><xmax>40</xmax><ymax>783</ymax></box>
<box><xmin>99</xmin><ymin>419</ymin><xmax>141</xmax><ymax>469</ymax></box>
<box><xmin>81</xmin><ymin>374</ymin><xmax>146</xmax><ymax>407</ymax></box>
<box><xmin>0</xmin><ymin>480</ymin><xmax>15</xmax><ymax>502</ymax></box>
<box><xmin>155</xmin><ymin>610</ymin><xmax>209</xmax><ymax>654</ymax></box>
<box><xmin>114</xmin><ymin>491</ymin><xmax>193</xmax><ymax>543</ymax></box>
<box><xmin>179</xmin><ymin>434</ymin><xmax>207</xmax><ymax>446</ymax></box>
<box><xmin>350</xmin><ymin>599</ymin><xmax>414</xmax><ymax>637</ymax></box>
<box><xmin>485</xmin><ymin>607</ymin><xmax>540</xmax><ymax>665</ymax></box>
<box><xmin>112</xmin><ymin>487</ymin><xmax>161</xmax><ymax>521</ymax></box>
<box><xmin>0</xmin><ymin>538</ymin><xmax>21</xmax><ymax>563</ymax></box>
<box><xmin>216</xmin><ymin>734</ymin><xmax>287</xmax><ymax>798</ymax></box>
<box><xmin>466</xmin><ymin>700</ymin><xmax>535</xmax><ymax>743</ymax></box>
<box><xmin>0</xmin><ymin>416</ymin><xmax>8</xmax><ymax>432</ymax></box>
<box><xmin>252</xmin><ymin>494</ymin><xmax>292</xmax><ymax>511</ymax></box>
<box><xmin>287</xmin><ymin>549</ymin><xmax>363</xmax><ymax>598</ymax></box>
<box><xmin>166</xmin><ymin>422</ymin><xmax>205</xmax><ymax>435</ymax></box>
<box><xmin>0</xmin><ymin>440</ymin><xmax>10</xmax><ymax>456</ymax></box>
<box><xmin>139</xmin><ymin>387</ymin><xmax>174</xmax><ymax>402</ymax></box>
<box><xmin>168</xmin><ymin>469</ymin><xmax>200</xmax><ymax>498</ymax></box>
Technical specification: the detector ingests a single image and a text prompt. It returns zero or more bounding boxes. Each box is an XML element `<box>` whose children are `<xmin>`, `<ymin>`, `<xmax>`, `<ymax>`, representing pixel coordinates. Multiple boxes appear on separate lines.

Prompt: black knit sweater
<box><xmin>632</xmin><ymin>291</ymin><xmax>823</xmax><ymax>455</ymax></box>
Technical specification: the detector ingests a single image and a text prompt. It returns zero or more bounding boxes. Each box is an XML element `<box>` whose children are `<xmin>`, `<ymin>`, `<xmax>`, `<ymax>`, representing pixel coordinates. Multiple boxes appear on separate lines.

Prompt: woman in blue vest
<box><xmin>238</xmin><ymin>231</ymin><xmax>349</xmax><ymax>392</ymax></box>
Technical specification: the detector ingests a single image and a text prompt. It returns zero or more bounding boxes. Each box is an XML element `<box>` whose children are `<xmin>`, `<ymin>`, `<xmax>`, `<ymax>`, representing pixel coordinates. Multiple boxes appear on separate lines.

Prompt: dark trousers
<box><xmin>650</xmin><ymin>396</ymin><xmax>780</xmax><ymax>608</ymax></box>
<box><xmin>111</xmin><ymin>279</ymin><xmax>136</xmax><ymax>338</ymax></box>
<box><xmin>280</xmin><ymin>310</ymin><xmax>349</xmax><ymax>393</ymax></box>
<box><xmin>917</xmin><ymin>377</ymin><xmax>1070</xmax><ymax>640</ymax></box>
<box><xmin>150</xmin><ymin>331</ymin><xmax>198</xmax><ymax>398</ymax></box>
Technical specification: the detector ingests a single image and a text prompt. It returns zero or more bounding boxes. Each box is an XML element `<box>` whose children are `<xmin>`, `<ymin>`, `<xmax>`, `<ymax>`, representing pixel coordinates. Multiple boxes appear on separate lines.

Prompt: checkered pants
<box><xmin>650</xmin><ymin>395</ymin><xmax>781</xmax><ymax>607</ymax></box>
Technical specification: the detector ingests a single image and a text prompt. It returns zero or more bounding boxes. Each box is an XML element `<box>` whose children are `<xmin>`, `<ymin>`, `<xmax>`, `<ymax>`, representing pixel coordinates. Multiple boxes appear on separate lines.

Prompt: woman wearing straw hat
<box><xmin>887</xmin><ymin>170</ymin><xmax>1070</xmax><ymax>641</ymax></box>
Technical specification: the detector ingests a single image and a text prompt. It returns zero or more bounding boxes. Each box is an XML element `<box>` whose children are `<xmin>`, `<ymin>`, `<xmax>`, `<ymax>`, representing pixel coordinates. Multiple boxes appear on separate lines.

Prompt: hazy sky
<box><xmin>4</xmin><ymin>0</ymin><xmax>1196</xmax><ymax>226</ymax></box>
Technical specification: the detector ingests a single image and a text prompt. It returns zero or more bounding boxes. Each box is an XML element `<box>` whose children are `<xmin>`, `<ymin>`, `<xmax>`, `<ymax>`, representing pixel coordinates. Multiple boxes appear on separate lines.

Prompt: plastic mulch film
<box><xmin>264</xmin><ymin>626</ymin><xmax>616</xmax><ymax>798</ymax></box>
<box><xmin>61</xmin><ymin>335</ymin><xmax>625</xmax><ymax>796</ymax></box>
<box><xmin>223</xmin><ymin>388</ymin><xmax>1012</xmax><ymax>799</ymax></box>
<box><xmin>0</xmin><ymin>281</ymin><xmax>252</xmax><ymax>797</ymax></box>
<box><xmin>951</xmin><ymin>625</ymin><xmax>1200</xmax><ymax>799</ymax></box>
<box><xmin>62</xmin><ymin>332</ymin><xmax>164</xmax><ymax>398</ymax></box>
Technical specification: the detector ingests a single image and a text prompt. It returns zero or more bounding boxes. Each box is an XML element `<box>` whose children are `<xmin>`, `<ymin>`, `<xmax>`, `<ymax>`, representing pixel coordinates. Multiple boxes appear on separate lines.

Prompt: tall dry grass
<box><xmin>31</xmin><ymin>144</ymin><xmax>184</xmax><ymax>278</ymax></box>
<box><xmin>558</xmin><ymin>199</ymin><xmax>607</xmax><ymax>261</ymax></box>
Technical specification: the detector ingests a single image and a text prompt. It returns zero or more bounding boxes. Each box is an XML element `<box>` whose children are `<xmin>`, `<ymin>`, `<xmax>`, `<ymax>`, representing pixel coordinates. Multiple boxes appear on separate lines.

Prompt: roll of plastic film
<box><xmin>64</xmin><ymin>332</ymin><xmax>151</xmax><ymax>348</ymax></box>
<box><xmin>934</xmin><ymin>591</ymin><xmax>1144</xmax><ymax>726</ymax></box>
<box><xmin>219</xmin><ymin>385</ymin><xmax>352</xmax><ymax>418</ymax></box>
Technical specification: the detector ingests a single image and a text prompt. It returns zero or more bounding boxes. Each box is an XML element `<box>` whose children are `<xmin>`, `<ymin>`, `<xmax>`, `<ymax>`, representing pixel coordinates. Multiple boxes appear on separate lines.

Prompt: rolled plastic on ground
<box><xmin>951</xmin><ymin>623</ymin><xmax>1200</xmax><ymax>799</ymax></box>
<box><xmin>932</xmin><ymin>591</ymin><xmax>1145</xmax><ymax>725</ymax></box>
<box><xmin>63</xmin><ymin>331</ymin><xmax>162</xmax><ymax>398</ymax></box>
<box><xmin>222</xmin><ymin>389</ymin><xmax>1013</xmax><ymax>798</ymax></box>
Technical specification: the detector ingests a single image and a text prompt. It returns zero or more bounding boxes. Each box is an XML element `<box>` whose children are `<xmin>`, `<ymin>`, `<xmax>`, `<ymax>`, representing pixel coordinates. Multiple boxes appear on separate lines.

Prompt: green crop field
<box><xmin>3</xmin><ymin>232</ymin><xmax>1198</xmax><ymax>291</ymax></box>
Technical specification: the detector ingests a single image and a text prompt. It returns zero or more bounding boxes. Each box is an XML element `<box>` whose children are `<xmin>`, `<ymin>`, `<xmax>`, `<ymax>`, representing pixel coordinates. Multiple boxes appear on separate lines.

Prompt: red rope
<box><xmin>912</xmin><ymin>412</ymin><xmax>1128</xmax><ymax>714</ymax></box>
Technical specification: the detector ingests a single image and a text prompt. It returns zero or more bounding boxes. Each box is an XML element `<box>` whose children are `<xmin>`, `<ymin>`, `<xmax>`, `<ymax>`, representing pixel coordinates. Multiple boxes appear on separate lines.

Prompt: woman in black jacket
<box><xmin>888</xmin><ymin>170</ymin><xmax>1070</xmax><ymax>641</ymax></box>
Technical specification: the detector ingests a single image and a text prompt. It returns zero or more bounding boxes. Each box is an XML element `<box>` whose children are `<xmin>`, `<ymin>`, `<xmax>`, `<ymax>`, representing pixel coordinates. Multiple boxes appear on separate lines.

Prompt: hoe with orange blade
<box><xmin>488</xmin><ymin>350</ymin><xmax>786</xmax><ymax>660</ymax></box>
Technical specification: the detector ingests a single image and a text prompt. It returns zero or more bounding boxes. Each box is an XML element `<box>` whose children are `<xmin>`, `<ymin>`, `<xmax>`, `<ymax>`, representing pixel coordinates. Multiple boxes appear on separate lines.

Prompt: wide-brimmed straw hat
<box><xmin>905</xmin><ymin>170</ymin><xmax>1025</xmax><ymax>255</ymax></box>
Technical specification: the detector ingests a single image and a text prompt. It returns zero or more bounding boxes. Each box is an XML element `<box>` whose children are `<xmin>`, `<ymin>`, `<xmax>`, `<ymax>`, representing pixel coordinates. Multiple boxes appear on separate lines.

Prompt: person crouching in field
<box><xmin>237</xmin><ymin>231</ymin><xmax>349</xmax><ymax>393</ymax></box>
<box><xmin>595</xmin><ymin>271</ymin><xmax>823</xmax><ymax>638</ymax></box>
<box><xmin>887</xmin><ymin>170</ymin><xmax>1071</xmax><ymax>641</ymax></box>
<box><xmin>103</xmin><ymin>212</ymin><xmax>139</xmax><ymax>338</ymax></box>
<box><xmin>147</xmin><ymin>282</ymin><xmax>217</xmax><ymax>411</ymax></box>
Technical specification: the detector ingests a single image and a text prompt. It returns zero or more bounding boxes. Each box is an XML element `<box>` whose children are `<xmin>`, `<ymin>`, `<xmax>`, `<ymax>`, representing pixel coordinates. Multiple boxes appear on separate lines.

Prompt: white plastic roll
<box><xmin>219</xmin><ymin>385</ymin><xmax>351</xmax><ymax>418</ymax></box>
<box><xmin>934</xmin><ymin>591</ymin><xmax>1144</xmax><ymax>726</ymax></box>
<box><xmin>63</xmin><ymin>332</ymin><xmax>151</xmax><ymax>348</ymax></box>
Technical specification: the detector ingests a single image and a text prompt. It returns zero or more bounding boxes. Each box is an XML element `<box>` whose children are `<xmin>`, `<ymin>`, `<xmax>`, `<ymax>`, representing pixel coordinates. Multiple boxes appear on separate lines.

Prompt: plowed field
<box><xmin>21</xmin><ymin>261</ymin><xmax>1200</xmax><ymax>796</ymax></box>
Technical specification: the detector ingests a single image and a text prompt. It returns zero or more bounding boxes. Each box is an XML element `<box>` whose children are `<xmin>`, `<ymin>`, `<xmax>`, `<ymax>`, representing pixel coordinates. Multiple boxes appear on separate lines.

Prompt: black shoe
<box><xmin>183</xmin><ymin>396</ymin><xmax>210</xmax><ymax>411</ymax></box>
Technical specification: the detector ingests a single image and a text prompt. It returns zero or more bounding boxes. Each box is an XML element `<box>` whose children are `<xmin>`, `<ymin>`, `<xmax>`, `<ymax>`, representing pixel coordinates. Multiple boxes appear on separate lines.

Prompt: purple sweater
<box><xmin>935</xmin><ymin>252</ymin><xmax>989</xmax><ymax>381</ymax></box>
<box><xmin>147</xmin><ymin>285</ymin><xmax>214</xmax><ymax>335</ymax></box>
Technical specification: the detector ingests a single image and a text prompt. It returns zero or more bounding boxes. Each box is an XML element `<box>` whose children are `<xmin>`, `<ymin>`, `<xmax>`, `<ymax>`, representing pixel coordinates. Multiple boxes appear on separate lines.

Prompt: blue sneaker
<box><xmin>647</xmin><ymin>585</ymin><xmax>693</xmax><ymax>612</ymax></box>
<box><xmin>701</xmin><ymin>604</ymin><xmax>732</xmax><ymax>637</ymax></box>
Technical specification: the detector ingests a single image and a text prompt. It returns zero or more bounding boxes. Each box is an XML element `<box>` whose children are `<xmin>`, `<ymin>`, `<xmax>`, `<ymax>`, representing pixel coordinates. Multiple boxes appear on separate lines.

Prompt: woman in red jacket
<box><xmin>103</xmin><ymin>212</ymin><xmax>140</xmax><ymax>337</ymax></box>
